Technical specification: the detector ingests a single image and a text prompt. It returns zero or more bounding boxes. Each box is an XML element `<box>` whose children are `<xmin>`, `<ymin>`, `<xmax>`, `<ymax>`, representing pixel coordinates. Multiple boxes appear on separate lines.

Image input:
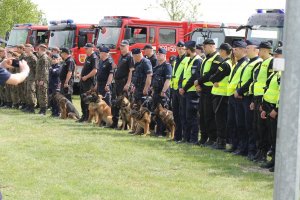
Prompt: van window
<box><xmin>159</xmin><ymin>29</ymin><xmax>176</xmax><ymax>44</ymax></box>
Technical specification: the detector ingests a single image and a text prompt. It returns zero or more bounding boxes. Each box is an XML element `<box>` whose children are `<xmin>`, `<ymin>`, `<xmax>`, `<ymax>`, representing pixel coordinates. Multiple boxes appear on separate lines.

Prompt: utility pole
<box><xmin>274</xmin><ymin>0</ymin><xmax>300</xmax><ymax>199</ymax></box>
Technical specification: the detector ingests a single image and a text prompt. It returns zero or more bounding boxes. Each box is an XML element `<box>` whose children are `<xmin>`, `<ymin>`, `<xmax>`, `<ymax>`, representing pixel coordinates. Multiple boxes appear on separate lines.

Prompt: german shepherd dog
<box><xmin>155</xmin><ymin>103</ymin><xmax>175</xmax><ymax>139</ymax></box>
<box><xmin>84</xmin><ymin>91</ymin><xmax>113</xmax><ymax>126</ymax></box>
<box><xmin>130</xmin><ymin>103</ymin><xmax>151</xmax><ymax>136</ymax></box>
<box><xmin>117</xmin><ymin>95</ymin><xmax>132</xmax><ymax>130</ymax></box>
<box><xmin>51</xmin><ymin>92</ymin><xmax>80</xmax><ymax>120</ymax></box>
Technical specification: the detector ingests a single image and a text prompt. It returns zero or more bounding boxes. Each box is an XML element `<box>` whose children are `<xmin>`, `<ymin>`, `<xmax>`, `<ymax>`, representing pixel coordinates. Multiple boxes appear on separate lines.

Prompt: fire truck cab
<box><xmin>238</xmin><ymin>9</ymin><xmax>284</xmax><ymax>49</ymax></box>
<box><xmin>6</xmin><ymin>23</ymin><xmax>48</xmax><ymax>50</ymax></box>
<box><xmin>48</xmin><ymin>19</ymin><xmax>95</xmax><ymax>86</ymax></box>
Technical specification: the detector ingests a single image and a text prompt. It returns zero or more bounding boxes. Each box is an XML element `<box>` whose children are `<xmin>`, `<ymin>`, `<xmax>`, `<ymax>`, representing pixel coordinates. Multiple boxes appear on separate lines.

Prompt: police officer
<box><xmin>152</xmin><ymin>48</ymin><xmax>172</xmax><ymax>136</ymax></box>
<box><xmin>179</xmin><ymin>40</ymin><xmax>201</xmax><ymax>144</ymax></box>
<box><xmin>195</xmin><ymin>38</ymin><xmax>222</xmax><ymax>146</ymax></box>
<box><xmin>78</xmin><ymin>43</ymin><xmax>98</xmax><ymax>122</ymax></box>
<box><xmin>59</xmin><ymin>47</ymin><xmax>75</xmax><ymax>102</ymax></box>
<box><xmin>196</xmin><ymin>44</ymin><xmax>206</xmax><ymax>60</ymax></box>
<box><xmin>36</xmin><ymin>44</ymin><xmax>51</xmax><ymax>115</ymax></box>
<box><xmin>225</xmin><ymin>41</ymin><xmax>249</xmax><ymax>153</ymax></box>
<box><xmin>48</xmin><ymin>54</ymin><xmax>61</xmax><ymax>117</ymax></box>
<box><xmin>260</xmin><ymin>47</ymin><xmax>282</xmax><ymax>172</ymax></box>
<box><xmin>110</xmin><ymin>40</ymin><xmax>134</xmax><ymax>128</ymax></box>
<box><xmin>95</xmin><ymin>46</ymin><xmax>114</xmax><ymax>106</ymax></box>
<box><xmin>143</xmin><ymin>44</ymin><xmax>158</xmax><ymax>68</ymax></box>
<box><xmin>131</xmin><ymin>48</ymin><xmax>152</xmax><ymax>103</ymax></box>
<box><xmin>171</xmin><ymin>41</ymin><xmax>189</xmax><ymax>141</ymax></box>
<box><xmin>234</xmin><ymin>40</ymin><xmax>262</xmax><ymax>159</ymax></box>
<box><xmin>209</xmin><ymin>43</ymin><xmax>232</xmax><ymax>149</ymax></box>
<box><xmin>23</xmin><ymin>44</ymin><xmax>37</xmax><ymax>113</ymax></box>
<box><xmin>250</xmin><ymin>41</ymin><xmax>274</xmax><ymax>162</ymax></box>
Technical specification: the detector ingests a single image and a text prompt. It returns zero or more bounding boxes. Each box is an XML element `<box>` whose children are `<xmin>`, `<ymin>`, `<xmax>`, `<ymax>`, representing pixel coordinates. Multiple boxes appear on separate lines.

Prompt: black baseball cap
<box><xmin>143</xmin><ymin>44</ymin><xmax>153</xmax><ymax>50</ymax></box>
<box><xmin>203</xmin><ymin>39</ymin><xmax>215</xmax><ymax>45</ymax></box>
<box><xmin>84</xmin><ymin>43</ymin><xmax>94</xmax><ymax>48</ymax></box>
<box><xmin>132</xmin><ymin>48</ymin><xmax>141</xmax><ymax>55</ymax></box>
<box><xmin>60</xmin><ymin>47</ymin><xmax>71</xmax><ymax>54</ymax></box>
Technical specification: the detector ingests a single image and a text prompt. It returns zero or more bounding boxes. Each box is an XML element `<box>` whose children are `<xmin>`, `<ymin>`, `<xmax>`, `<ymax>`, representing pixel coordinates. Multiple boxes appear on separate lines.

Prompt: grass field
<box><xmin>0</xmin><ymin>96</ymin><xmax>274</xmax><ymax>200</ymax></box>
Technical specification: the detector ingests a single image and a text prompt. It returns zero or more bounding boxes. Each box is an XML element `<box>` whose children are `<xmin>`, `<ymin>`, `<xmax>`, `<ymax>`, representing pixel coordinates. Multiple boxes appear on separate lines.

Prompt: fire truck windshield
<box><xmin>7</xmin><ymin>29</ymin><xmax>28</xmax><ymax>47</ymax></box>
<box><xmin>247</xmin><ymin>27</ymin><xmax>283</xmax><ymax>48</ymax></box>
<box><xmin>97</xmin><ymin>27</ymin><xmax>121</xmax><ymax>48</ymax></box>
<box><xmin>48</xmin><ymin>30</ymin><xmax>75</xmax><ymax>49</ymax></box>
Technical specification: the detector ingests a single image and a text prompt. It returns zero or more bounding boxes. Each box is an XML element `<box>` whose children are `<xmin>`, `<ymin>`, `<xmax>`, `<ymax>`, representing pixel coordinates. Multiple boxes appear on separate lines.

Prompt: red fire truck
<box><xmin>48</xmin><ymin>19</ymin><xmax>95</xmax><ymax>86</ymax></box>
<box><xmin>6</xmin><ymin>23</ymin><xmax>49</xmax><ymax>51</ymax></box>
<box><xmin>94</xmin><ymin>16</ymin><xmax>245</xmax><ymax>63</ymax></box>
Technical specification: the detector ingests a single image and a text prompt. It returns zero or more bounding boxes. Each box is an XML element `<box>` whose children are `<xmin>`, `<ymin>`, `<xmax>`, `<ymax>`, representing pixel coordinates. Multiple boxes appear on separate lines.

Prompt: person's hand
<box><xmin>160</xmin><ymin>91</ymin><xmax>166</xmax><ymax>97</ymax></box>
<box><xmin>64</xmin><ymin>83</ymin><xmax>68</xmax><ymax>88</ymax></box>
<box><xmin>213</xmin><ymin>82</ymin><xmax>219</xmax><ymax>88</ymax></box>
<box><xmin>105</xmin><ymin>85</ymin><xmax>110</xmax><ymax>92</ymax></box>
<box><xmin>249</xmin><ymin>102</ymin><xmax>255</xmax><ymax>110</ymax></box>
<box><xmin>194</xmin><ymin>80</ymin><xmax>199</xmax><ymax>86</ymax></box>
<box><xmin>1</xmin><ymin>58</ymin><xmax>13</xmax><ymax>69</ymax></box>
<box><xmin>19</xmin><ymin>60</ymin><xmax>30</xmax><ymax>75</ymax></box>
<box><xmin>269</xmin><ymin>109</ymin><xmax>278</xmax><ymax>119</ymax></box>
<box><xmin>143</xmin><ymin>88</ymin><xmax>148</xmax><ymax>96</ymax></box>
<box><xmin>123</xmin><ymin>84</ymin><xmax>129</xmax><ymax>92</ymax></box>
<box><xmin>261</xmin><ymin>110</ymin><xmax>267</xmax><ymax>119</ymax></box>
<box><xmin>81</xmin><ymin>76</ymin><xmax>88</xmax><ymax>81</ymax></box>
<box><xmin>39</xmin><ymin>80</ymin><xmax>44</xmax><ymax>86</ymax></box>
<box><xmin>179</xmin><ymin>88</ymin><xmax>185</xmax><ymax>95</ymax></box>
<box><xmin>234</xmin><ymin>91</ymin><xmax>242</xmax><ymax>99</ymax></box>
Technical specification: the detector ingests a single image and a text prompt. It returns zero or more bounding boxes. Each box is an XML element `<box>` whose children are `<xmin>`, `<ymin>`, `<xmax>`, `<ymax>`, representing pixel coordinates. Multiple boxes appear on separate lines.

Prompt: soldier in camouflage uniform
<box><xmin>0</xmin><ymin>47</ymin><xmax>6</xmax><ymax>107</ymax></box>
<box><xmin>36</xmin><ymin>44</ymin><xmax>50</xmax><ymax>115</ymax></box>
<box><xmin>8</xmin><ymin>51</ymin><xmax>20</xmax><ymax>109</ymax></box>
<box><xmin>16</xmin><ymin>45</ymin><xmax>27</xmax><ymax>109</ymax></box>
<box><xmin>23</xmin><ymin>44</ymin><xmax>37</xmax><ymax>113</ymax></box>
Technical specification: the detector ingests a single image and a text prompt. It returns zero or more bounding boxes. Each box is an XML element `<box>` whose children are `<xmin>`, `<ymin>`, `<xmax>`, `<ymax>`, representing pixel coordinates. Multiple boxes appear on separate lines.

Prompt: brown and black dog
<box><xmin>51</xmin><ymin>92</ymin><xmax>80</xmax><ymax>120</ymax></box>
<box><xmin>117</xmin><ymin>95</ymin><xmax>132</xmax><ymax>130</ymax></box>
<box><xmin>155</xmin><ymin>103</ymin><xmax>175</xmax><ymax>139</ymax></box>
<box><xmin>130</xmin><ymin>103</ymin><xmax>151</xmax><ymax>136</ymax></box>
<box><xmin>84</xmin><ymin>91</ymin><xmax>113</xmax><ymax>126</ymax></box>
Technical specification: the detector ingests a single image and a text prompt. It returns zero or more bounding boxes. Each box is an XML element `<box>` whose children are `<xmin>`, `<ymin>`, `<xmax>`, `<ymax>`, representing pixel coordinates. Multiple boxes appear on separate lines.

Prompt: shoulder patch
<box><xmin>218</xmin><ymin>66</ymin><xmax>223</xmax><ymax>71</ymax></box>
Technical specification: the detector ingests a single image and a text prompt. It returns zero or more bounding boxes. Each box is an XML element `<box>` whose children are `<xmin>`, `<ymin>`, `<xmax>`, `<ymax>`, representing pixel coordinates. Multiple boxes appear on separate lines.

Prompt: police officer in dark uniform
<box><xmin>151</xmin><ymin>48</ymin><xmax>172</xmax><ymax>136</ymax></box>
<box><xmin>178</xmin><ymin>41</ymin><xmax>202</xmax><ymax>144</ymax></box>
<box><xmin>143</xmin><ymin>44</ymin><xmax>158</xmax><ymax>69</ymax></box>
<box><xmin>95</xmin><ymin>46</ymin><xmax>114</xmax><ymax>106</ymax></box>
<box><xmin>110</xmin><ymin>40</ymin><xmax>134</xmax><ymax>128</ymax></box>
<box><xmin>78</xmin><ymin>43</ymin><xmax>98</xmax><ymax>122</ymax></box>
<box><xmin>48</xmin><ymin>54</ymin><xmax>61</xmax><ymax>117</ymax></box>
<box><xmin>131</xmin><ymin>48</ymin><xmax>152</xmax><ymax>103</ymax></box>
<box><xmin>59</xmin><ymin>47</ymin><xmax>75</xmax><ymax>102</ymax></box>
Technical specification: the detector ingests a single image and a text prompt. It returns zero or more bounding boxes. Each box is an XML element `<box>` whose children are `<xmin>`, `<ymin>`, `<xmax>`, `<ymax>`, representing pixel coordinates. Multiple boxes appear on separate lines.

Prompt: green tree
<box><xmin>0</xmin><ymin>0</ymin><xmax>46</xmax><ymax>38</ymax></box>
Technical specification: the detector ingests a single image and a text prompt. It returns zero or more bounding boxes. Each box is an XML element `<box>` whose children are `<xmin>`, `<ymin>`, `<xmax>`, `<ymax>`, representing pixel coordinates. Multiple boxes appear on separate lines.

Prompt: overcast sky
<box><xmin>31</xmin><ymin>0</ymin><xmax>286</xmax><ymax>24</ymax></box>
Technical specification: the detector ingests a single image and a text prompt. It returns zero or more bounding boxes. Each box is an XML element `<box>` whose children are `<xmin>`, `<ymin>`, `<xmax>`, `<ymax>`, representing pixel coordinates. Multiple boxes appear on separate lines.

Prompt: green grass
<box><xmin>0</xmin><ymin>96</ymin><xmax>274</xmax><ymax>200</ymax></box>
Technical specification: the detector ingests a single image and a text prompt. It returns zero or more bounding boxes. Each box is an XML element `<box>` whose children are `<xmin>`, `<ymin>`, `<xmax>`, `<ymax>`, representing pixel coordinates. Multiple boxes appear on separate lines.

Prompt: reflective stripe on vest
<box><xmin>182</xmin><ymin>55</ymin><xmax>201</xmax><ymax>92</ymax></box>
<box><xmin>171</xmin><ymin>57</ymin><xmax>190</xmax><ymax>90</ymax></box>
<box><xmin>238</xmin><ymin>57</ymin><xmax>262</xmax><ymax>96</ymax></box>
<box><xmin>201</xmin><ymin>52</ymin><xmax>220</xmax><ymax>86</ymax></box>
<box><xmin>227</xmin><ymin>60</ymin><xmax>248</xmax><ymax>96</ymax></box>
<box><xmin>254</xmin><ymin>57</ymin><xmax>273</xmax><ymax>96</ymax></box>
<box><xmin>211</xmin><ymin>59</ymin><xmax>232</xmax><ymax>96</ymax></box>
<box><xmin>263</xmin><ymin>71</ymin><xmax>281</xmax><ymax>104</ymax></box>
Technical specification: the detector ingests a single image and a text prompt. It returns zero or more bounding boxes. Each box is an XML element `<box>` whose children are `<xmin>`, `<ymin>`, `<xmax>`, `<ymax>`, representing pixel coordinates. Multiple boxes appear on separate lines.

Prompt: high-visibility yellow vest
<box><xmin>171</xmin><ymin>56</ymin><xmax>190</xmax><ymax>90</ymax></box>
<box><xmin>211</xmin><ymin>59</ymin><xmax>232</xmax><ymax>96</ymax></box>
<box><xmin>227</xmin><ymin>59</ymin><xmax>248</xmax><ymax>96</ymax></box>
<box><xmin>201</xmin><ymin>52</ymin><xmax>220</xmax><ymax>86</ymax></box>
<box><xmin>263</xmin><ymin>71</ymin><xmax>281</xmax><ymax>104</ymax></box>
<box><xmin>238</xmin><ymin>57</ymin><xmax>262</xmax><ymax>96</ymax></box>
<box><xmin>254</xmin><ymin>57</ymin><xmax>273</xmax><ymax>96</ymax></box>
<box><xmin>182</xmin><ymin>55</ymin><xmax>201</xmax><ymax>92</ymax></box>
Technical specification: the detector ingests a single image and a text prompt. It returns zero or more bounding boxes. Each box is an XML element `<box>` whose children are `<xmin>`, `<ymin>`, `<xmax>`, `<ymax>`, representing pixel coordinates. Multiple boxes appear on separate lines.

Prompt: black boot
<box><xmin>26</xmin><ymin>105</ymin><xmax>35</xmax><ymax>114</ymax></box>
<box><xmin>39</xmin><ymin>107</ymin><xmax>46</xmax><ymax>115</ymax></box>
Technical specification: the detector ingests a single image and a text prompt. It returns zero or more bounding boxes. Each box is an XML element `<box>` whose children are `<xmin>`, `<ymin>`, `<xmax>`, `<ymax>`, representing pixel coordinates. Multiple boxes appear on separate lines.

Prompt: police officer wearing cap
<box><xmin>233</xmin><ymin>40</ymin><xmax>262</xmax><ymax>159</ymax></box>
<box><xmin>152</xmin><ymin>48</ymin><xmax>172</xmax><ymax>136</ymax></box>
<box><xmin>143</xmin><ymin>44</ymin><xmax>158</xmax><ymax>68</ymax></box>
<box><xmin>110</xmin><ymin>40</ymin><xmax>134</xmax><ymax>128</ymax></box>
<box><xmin>260</xmin><ymin>46</ymin><xmax>282</xmax><ymax>172</ymax></box>
<box><xmin>209</xmin><ymin>43</ymin><xmax>232</xmax><ymax>149</ymax></box>
<box><xmin>78</xmin><ymin>43</ymin><xmax>98</xmax><ymax>122</ymax></box>
<box><xmin>250</xmin><ymin>41</ymin><xmax>274</xmax><ymax>162</ymax></box>
<box><xmin>226</xmin><ymin>40</ymin><xmax>249</xmax><ymax>154</ymax></box>
<box><xmin>171</xmin><ymin>41</ymin><xmax>189</xmax><ymax>141</ymax></box>
<box><xmin>60</xmin><ymin>47</ymin><xmax>75</xmax><ymax>102</ymax></box>
<box><xmin>178</xmin><ymin>40</ymin><xmax>202</xmax><ymax>144</ymax></box>
<box><xmin>131</xmin><ymin>48</ymin><xmax>152</xmax><ymax>104</ymax></box>
<box><xmin>194</xmin><ymin>38</ymin><xmax>223</xmax><ymax>146</ymax></box>
<box><xmin>48</xmin><ymin>54</ymin><xmax>61</xmax><ymax>117</ymax></box>
<box><xmin>196</xmin><ymin>44</ymin><xmax>206</xmax><ymax>60</ymax></box>
<box><xmin>95</xmin><ymin>46</ymin><xmax>114</xmax><ymax>106</ymax></box>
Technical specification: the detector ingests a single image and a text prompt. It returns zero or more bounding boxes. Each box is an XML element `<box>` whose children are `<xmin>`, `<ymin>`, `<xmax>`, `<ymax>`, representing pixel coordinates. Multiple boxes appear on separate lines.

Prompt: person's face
<box><xmin>0</xmin><ymin>51</ymin><xmax>5</xmax><ymax>58</ymax></box>
<box><xmin>156</xmin><ymin>52</ymin><xmax>166</xmax><ymax>62</ymax></box>
<box><xmin>246</xmin><ymin>45</ymin><xmax>258</xmax><ymax>58</ymax></box>
<box><xmin>24</xmin><ymin>47</ymin><xmax>31</xmax><ymax>54</ymax></box>
<box><xmin>144</xmin><ymin>48</ymin><xmax>152</xmax><ymax>56</ymax></box>
<box><xmin>120</xmin><ymin>45</ymin><xmax>129</xmax><ymax>54</ymax></box>
<box><xmin>176</xmin><ymin>46</ymin><xmax>186</xmax><ymax>56</ymax></box>
<box><xmin>233</xmin><ymin>47</ymin><xmax>245</xmax><ymax>59</ymax></box>
<box><xmin>203</xmin><ymin>44</ymin><xmax>212</xmax><ymax>55</ymax></box>
<box><xmin>51</xmin><ymin>57</ymin><xmax>59</xmax><ymax>64</ymax></box>
<box><xmin>85</xmin><ymin>47</ymin><xmax>93</xmax><ymax>55</ymax></box>
<box><xmin>258</xmin><ymin>48</ymin><xmax>269</xmax><ymax>58</ymax></box>
<box><xmin>186</xmin><ymin>48</ymin><xmax>192</xmax><ymax>57</ymax></box>
<box><xmin>52</xmin><ymin>50</ymin><xmax>59</xmax><ymax>55</ymax></box>
<box><xmin>219</xmin><ymin>49</ymin><xmax>227</xmax><ymax>58</ymax></box>
<box><xmin>100</xmin><ymin>52</ymin><xmax>109</xmax><ymax>60</ymax></box>
<box><xmin>274</xmin><ymin>53</ymin><xmax>283</xmax><ymax>58</ymax></box>
<box><xmin>38</xmin><ymin>47</ymin><xmax>46</xmax><ymax>55</ymax></box>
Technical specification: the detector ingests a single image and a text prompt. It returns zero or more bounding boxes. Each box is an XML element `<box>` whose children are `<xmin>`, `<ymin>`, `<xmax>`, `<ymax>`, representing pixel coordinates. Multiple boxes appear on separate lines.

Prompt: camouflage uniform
<box><xmin>36</xmin><ymin>52</ymin><xmax>50</xmax><ymax>111</ymax></box>
<box><xmin>18</xmin><ymin>53</ymin><xmax>27</xmax><ymax>107</ymax></box>
<box><xmin>25</xmin><ymin>53</ymin><xmax>37</xmax><ymax>107</ymax></box>
<box><xmin>10</xmin><ymin>67</ymin><xmax>20</xmax><ymax>108</ymax></box>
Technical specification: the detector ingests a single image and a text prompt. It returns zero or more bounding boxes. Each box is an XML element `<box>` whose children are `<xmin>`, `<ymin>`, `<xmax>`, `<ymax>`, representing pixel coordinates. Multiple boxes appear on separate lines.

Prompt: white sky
<box><xmin>31</xmin><ymin>0</ymin><xmax>286</xmax><ymax>24</ymax></box>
